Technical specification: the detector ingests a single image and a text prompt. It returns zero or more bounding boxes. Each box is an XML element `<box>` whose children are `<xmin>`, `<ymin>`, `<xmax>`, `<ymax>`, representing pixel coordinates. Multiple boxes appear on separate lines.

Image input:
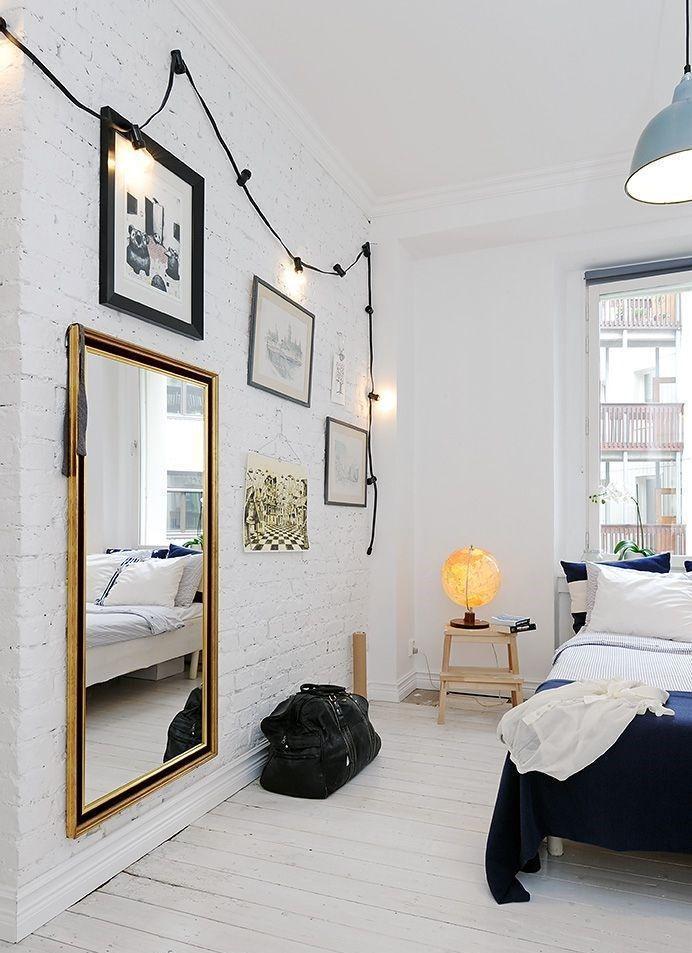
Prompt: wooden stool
<box><xmin>437</xmin><ymin>625</ymin><xmax>524</xmax><ymax>724</ymax></box>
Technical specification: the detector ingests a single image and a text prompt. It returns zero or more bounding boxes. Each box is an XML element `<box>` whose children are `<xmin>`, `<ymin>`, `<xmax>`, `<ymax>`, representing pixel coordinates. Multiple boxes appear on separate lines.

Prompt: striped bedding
<box><xmin>548</xmin><ymin>632</ymin><xmax>692</xmax><ymax>691</ymax></box>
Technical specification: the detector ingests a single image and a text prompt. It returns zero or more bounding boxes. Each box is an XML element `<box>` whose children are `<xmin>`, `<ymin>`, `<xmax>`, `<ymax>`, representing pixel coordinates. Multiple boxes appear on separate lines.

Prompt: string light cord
<box><xmin>364</xmin><ymin>243</ymin><xmax>378</xmax><ymax>556</ymax></box>
<box><xmin>0</xmin><ymin>18</ymin><xmax>367</xmax><ymax>279</ymax></box>
<box><xmin>0</xmin><ymin>17</ymin><xmax>99</xmax><ymax>118</ymax></box>
<box><xmin>0</xmin><ymin>17</ymin><xmax>380</xmax><ymax>553</ymax></box>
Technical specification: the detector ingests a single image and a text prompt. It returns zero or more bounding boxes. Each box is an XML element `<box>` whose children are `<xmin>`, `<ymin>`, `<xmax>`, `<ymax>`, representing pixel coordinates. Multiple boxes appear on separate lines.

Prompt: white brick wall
<box><xmin>1</xmin><ymin>0</ymin><xmax>370</xmax><ymax>919</ymax></box>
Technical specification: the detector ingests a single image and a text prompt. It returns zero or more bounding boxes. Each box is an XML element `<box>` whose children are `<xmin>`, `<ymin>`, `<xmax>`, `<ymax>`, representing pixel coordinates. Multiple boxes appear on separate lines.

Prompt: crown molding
<box><xmin>373</xmin><ymin>152</ymin><xmax>631</xmax><ymax>220</ymax></box>
<box><xmin>173</xmin><ymin>0</ymin><xmax>374</xmax><ymax>216</ymax></box>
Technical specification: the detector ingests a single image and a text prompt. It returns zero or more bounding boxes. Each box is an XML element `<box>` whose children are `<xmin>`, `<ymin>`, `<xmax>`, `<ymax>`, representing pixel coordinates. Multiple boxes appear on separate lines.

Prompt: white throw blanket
<box><xmin>497</xmin><ymin>680</ymin><xmax>673</xmax><ymax>780</ymax></box>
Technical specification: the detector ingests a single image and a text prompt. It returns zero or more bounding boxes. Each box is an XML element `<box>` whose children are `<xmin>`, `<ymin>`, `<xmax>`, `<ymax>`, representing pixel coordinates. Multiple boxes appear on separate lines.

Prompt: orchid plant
<box><xmin>589</xmin><ymin>482</ymin><xmax>654</xmax><ymax>560</ymax></box>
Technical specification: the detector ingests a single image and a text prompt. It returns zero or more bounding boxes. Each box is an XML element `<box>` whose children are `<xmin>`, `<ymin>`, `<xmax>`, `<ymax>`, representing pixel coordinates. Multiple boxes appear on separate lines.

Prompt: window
<box><xmin>166</xmin><ymin>377</ymin><xmax>204</xmax><ymax>416</ymax></box>
<box><xmin>167</xmin><ymin>470</ymin><xmax>203</xmax><ymax>538</ymax></box>
<box><xmin>587</xmin><ymin>273</ymin><xmax>692</xmax><ymax>558</ymax></box>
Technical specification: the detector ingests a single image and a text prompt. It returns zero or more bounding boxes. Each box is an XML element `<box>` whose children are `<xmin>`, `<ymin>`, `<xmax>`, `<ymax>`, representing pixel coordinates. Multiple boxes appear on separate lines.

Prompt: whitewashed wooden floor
<box><xmin>85</xmin><ymin>673</ymin><xmax>200</xmax><ymax>803</ymax></box>
<box><xmin>7</xmin><ymin>697</ymin><xmax>692</xmax><ymax>951</ymax></box>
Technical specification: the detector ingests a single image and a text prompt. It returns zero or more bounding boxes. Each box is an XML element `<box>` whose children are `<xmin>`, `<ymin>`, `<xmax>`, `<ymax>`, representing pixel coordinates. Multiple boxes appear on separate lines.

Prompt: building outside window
<box><xmin>167</xmin><ymin>470</ymin><xmax>203</xmax><ymax>538</ymax></box>
<box><xmin>588</xmin><ymin>274</ymin><xmax>692</xmax><ymax>559</ymax></box>
<box><xmin>166</xmin><ymin>377</ymin><xmax>204</xmax><ymax>416</ymax></box>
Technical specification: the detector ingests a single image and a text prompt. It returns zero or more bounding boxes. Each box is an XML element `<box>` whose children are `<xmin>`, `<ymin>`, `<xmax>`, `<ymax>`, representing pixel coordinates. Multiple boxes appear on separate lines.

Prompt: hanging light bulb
<box><xmin>280</xmin><ymin>258</ymin><xmax>306</xmax><ymax>296</ymax></box>
<box><xmin>626</xmin><ymin>0</ymin><xmax>692</xmax><ymax>203</ymax></box>
<box><xmin>117</xmin><ymin>124</ymin><xmax>153</xmax><ymax>186</ymax></box>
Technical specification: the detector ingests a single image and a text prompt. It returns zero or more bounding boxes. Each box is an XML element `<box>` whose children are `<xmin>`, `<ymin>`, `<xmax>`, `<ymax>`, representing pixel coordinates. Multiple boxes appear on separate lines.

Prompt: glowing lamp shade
<box><xmin>626</xmin><ymin>72</ymin><xmax>692</xmax><ymax>204</ymax></box>
<box><xmin>441</xmin><ymin>546</ymin><xmax>500</xmax><ymax>629</ymax></box>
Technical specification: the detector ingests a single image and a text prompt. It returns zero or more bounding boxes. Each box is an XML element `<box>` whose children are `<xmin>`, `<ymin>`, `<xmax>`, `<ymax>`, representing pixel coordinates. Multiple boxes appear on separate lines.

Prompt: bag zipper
<box><xmin>329</xmin><ymin>694</ymin><xmax>357</xmax><ymax>780</ymax></box>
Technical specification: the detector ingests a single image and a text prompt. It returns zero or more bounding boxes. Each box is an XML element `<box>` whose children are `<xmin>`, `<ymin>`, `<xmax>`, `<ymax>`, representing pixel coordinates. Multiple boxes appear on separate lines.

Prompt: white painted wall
<box><xmin>371</xmin><ymin>169</ymin><xmax>692</xmax><ymax>693</ymax></box>
<box><xmin>0</xmin><ymin>0</ymin><xmax>371</xmax><ymax>940</ymax></box>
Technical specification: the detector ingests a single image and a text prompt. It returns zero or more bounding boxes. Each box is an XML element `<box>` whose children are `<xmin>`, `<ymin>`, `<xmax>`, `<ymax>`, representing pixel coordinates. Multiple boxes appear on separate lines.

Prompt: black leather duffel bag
<box><xmin>163</xmin><ymin>687</ymin><xmax>202</xmax><ymax>762</ymax></box>
<box><xmin>259</xmin><ymin>683</ymin><xmax>381</xmax><ymax>798</ymax></box>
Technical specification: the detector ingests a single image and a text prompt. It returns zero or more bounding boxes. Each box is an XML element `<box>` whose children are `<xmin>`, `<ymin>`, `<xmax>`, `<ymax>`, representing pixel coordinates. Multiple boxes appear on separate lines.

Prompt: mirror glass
<box><xmin>82</xmin><ymin>349</ymin><xmax>208</xmax><ymax>808</ymax></box>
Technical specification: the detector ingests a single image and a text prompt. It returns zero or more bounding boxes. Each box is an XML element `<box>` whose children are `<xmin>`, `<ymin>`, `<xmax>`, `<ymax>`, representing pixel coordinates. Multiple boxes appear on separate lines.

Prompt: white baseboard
<box><xmin>0</xmin><ymin>885</ymin><xmax>16</xmax><ymax>945</ymax></box>
<box><xmin>10</xmin><ymin>742</ymin><xmax>268</xmax><ymax>943</ymax></box>
<box><xmin>368</xmin><ymin>669</ymin><xmax>417</xmax><ymax>703</ymax></box>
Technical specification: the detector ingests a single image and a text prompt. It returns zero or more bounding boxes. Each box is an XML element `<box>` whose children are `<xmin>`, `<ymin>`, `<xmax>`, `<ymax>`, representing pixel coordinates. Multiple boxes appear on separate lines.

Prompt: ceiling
<box><xmin>213</xmin><ymin>1</ymin><xmax>683</xmax><ymax>204</ymax></box>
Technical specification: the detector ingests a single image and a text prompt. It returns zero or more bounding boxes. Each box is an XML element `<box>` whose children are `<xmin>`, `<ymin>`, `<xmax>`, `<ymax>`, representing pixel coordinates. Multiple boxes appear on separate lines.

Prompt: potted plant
<box><xmin>589</xmin><ymin>482</ymin><xmax>654</xmax><ymax>559</ymax></box>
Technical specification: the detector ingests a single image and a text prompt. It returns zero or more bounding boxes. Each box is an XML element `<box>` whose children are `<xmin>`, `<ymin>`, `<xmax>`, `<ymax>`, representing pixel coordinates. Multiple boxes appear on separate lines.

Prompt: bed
<box><xmin>86</xmin><ymin>602</ymin><xmax>203</xmax><ymax>686</ymax></box>
<box><xmin>485</xmin><ymin>630</ymin><xmax>692</xmax><ymax>903</ymax></box>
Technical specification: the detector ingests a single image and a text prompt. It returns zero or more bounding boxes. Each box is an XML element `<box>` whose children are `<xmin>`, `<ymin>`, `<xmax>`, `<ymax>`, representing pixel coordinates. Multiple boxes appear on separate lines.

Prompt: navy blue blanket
<box><xmin>485</xmin><ymin>680</ymin><xmax>692</xmax><ymax>903</ymax></box>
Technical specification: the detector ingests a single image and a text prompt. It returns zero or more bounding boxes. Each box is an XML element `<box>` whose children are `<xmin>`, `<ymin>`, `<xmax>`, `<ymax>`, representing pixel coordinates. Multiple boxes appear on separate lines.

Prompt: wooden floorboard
<box><xmin>9</xmin><ymin>698</ymin><xmax>687</xmax><ymax>952</ymax></box>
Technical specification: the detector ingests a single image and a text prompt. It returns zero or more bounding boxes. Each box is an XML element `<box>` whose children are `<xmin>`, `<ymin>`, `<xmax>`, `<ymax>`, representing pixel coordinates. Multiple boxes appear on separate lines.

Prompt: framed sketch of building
<box><xmin>324</xmin><ymin>417</ymin><xmax>368</xmax><ymax>507</ymax></box>
<box><xmin>247</xmin><ymin>277</ymin><xmax>315</xmax><ymax>406</ymax></box>
<box><xmin>244</xmin><ymin>452</ymin><xmax>309</xmax><ymax>552</ymax></box>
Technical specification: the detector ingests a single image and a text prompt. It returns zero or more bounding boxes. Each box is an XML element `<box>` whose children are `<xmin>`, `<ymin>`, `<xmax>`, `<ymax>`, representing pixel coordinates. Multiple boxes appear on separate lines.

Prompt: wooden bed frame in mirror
<box><xmin>65</xmin><ymin>324</ymin><xmax>218</xmax><ymax>836</ymax></box>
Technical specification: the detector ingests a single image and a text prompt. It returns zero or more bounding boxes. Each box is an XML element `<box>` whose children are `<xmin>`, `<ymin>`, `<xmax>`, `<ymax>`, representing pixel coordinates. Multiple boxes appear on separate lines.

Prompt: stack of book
<box><xmin>490</xmin><ymin>614</ymin><xmax>536</xmax><ymax>634</ymax></box>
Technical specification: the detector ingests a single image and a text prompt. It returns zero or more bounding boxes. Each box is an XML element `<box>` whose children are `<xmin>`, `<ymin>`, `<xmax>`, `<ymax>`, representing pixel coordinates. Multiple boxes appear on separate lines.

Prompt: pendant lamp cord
<box><xmin>686</xmin><ymin>0</ymin><xmax>690</xmax><ymax>73</ymax></box>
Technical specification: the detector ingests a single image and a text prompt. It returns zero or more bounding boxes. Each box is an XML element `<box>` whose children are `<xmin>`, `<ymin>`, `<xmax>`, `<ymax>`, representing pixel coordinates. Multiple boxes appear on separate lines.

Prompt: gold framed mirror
<box><xmin>65</xmin><ymin>325</ymin><xmax>218</xmax><ymax>836</ymax></box>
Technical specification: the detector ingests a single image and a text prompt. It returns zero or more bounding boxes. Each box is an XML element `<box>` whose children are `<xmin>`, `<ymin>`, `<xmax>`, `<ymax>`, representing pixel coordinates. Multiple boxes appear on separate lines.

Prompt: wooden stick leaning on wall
<box><xmin>352</xmin><ymin>631</ymin><xmax>367</xmax><ymax>697</ymax></box>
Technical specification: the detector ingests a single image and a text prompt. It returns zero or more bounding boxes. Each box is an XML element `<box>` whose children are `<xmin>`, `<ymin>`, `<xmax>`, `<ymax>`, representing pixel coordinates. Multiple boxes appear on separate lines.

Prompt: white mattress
<box><xmin>86</xmin><ymin>602</ymin><xmax>203</xmax><ymax>648</ymax></box>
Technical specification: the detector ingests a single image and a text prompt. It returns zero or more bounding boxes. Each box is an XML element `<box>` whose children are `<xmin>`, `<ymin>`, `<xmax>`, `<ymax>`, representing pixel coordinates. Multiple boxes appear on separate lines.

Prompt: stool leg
<box><xmin>437</xmin><ymin>678</ymin><xmax>447</xmax><ymax>725</ymax></box>
<box><xmin>437</xmin><ymin>633</ymin><xmax>452</xmax><ymax>725</ymax></box>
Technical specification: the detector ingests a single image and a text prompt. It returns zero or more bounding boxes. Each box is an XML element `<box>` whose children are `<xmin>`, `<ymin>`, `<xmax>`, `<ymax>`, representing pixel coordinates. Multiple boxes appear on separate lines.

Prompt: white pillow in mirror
<box><xmin>101</xmin><ymin>557</ymin><xmax>186</xmax><ymax>608</ymax></box>
<box><xmin>585</xmin><ymin>563</ymin><xmax>692</xmax><ymax>641</ymax></box>
<box><xmin>170</xmin><ymin>553</ymin><xmax>204</xmax><ymax>607</ymax></box>
<box><xmin>86</xmin><ymin>551</ymin><xmax>150</xmax><ymax>603</ymax></box>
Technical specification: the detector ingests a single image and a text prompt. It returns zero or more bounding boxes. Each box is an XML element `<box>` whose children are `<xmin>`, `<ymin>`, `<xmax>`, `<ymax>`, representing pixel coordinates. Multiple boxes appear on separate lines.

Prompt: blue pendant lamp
<box><xmin>626</xmin><ymin>0</ymin><xmax>692</xmax><ymax>203</ymax></box>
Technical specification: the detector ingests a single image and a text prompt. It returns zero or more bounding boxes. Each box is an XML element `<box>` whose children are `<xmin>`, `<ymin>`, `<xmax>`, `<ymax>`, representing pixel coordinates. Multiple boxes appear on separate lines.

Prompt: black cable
<box><xmin>140</xmin><ymin>56</ymin><xmax>176</xmax><ymax>129</ymax></box>
<box><xmin>363</xmin><ymin>243</ymin><xmax>378</xmax><ymax>556</ymax></box>
<box><xmin>0</xmin><ymin>19</ymin><xmax>379</xmax><ymax>551</ymax></box>
<box><xmin>686</xmin><ymin>0</ymin><xmax>690</xmax><ymax>72</ymax></box>
<box><xmin>0</xmin><ymin>18</ymin><xmax>99</xmax><ymax>118</ymax></box>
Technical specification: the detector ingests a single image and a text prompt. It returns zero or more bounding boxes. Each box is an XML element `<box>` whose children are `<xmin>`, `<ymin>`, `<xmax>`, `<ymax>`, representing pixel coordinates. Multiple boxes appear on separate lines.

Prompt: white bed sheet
<box><xmin>86</xmin><ymin>602</ymin><xmax>203</xmax><ymax>648</ymax></box>
<box><xmin>548</xmin><ymin>631</ymin><xmax>692</xmax><ymax>692</ymax></box>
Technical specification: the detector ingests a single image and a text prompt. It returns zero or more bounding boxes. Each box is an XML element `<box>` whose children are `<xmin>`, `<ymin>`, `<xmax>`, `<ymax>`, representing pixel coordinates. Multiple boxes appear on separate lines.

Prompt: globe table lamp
<box><xmin>441</xmin><ymin>545</ymin><xmax>500</xmax><ymax>629</ymax></box>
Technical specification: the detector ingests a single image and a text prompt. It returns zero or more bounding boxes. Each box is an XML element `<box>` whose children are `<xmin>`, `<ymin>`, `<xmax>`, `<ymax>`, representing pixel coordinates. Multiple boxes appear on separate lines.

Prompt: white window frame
<box><xmin>586</xmin><ymin>270</ymin><xmax>692</xmax><ymax>567</ymax></box>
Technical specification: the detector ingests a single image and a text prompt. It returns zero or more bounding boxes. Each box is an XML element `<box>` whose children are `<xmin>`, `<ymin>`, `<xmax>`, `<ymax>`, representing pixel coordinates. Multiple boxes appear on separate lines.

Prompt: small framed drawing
<box><xmin>324</xmin><ymin>417</ymin><xmax>368</xmax><ymax>507</ymax></box>
<box><xmin>248</xmin><ymin>277</ymin><xmax>315</xmax><ymax>406</ymax></box>
<box><xmin>99</xmin><ymin>106</ymin><xmax>205</xmax><ymax>339</ymax></box>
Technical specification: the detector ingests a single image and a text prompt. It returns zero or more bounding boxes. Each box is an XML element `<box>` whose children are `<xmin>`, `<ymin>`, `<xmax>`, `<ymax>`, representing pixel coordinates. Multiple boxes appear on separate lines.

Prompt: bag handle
<box><xmin>300</xmin><ymin>683</ymin><xmax>346</xmax><ymax>695</ymax></box>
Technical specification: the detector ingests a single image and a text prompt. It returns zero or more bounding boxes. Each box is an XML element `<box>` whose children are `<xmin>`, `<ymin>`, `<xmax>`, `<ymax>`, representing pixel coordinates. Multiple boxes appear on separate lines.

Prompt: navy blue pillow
<box><xmin>151</xmin><ymin>548</ymin><xmax>169</xmax><ymax>559</ymax></box>
<box><xmin>561</xmin><ymin>552</ymin><xmax>670</xmax><ymax>634</ymax></box>
<box><xmin>168</xmin><ymin>543</ymin><xmax>199</xmax><ymax>558</ymax></box>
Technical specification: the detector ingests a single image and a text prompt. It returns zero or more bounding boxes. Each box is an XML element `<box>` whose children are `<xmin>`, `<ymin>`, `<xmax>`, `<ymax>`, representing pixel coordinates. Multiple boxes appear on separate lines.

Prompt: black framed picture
<box><xmin>324</xmin><ymin>417</ymin><xmax>368</xmax><ymax>507</ymax></box>
<box><xmin>248</xmin><ymin>277</ymin><xmax>315</xmax><ymax>406</ymax></box>
<box><xmin>99</xmin><ymin>106</ymin><xmax>205</xmax><ymax>339</ymax></box>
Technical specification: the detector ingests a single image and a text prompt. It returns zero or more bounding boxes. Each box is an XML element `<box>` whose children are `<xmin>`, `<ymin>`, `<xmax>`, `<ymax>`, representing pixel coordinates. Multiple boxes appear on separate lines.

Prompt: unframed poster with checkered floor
<box><xmin>243</xmin><ymin>452</ymin><xmax>309</xmax><ymax>552</ymax></box>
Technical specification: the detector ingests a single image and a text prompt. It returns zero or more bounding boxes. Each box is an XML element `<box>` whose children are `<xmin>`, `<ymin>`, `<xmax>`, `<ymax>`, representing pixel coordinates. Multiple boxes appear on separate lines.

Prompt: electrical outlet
<box><xmin>408</xmin><ymin>639</ymin><xmax>418</xmax><ymax>657</ymax></box>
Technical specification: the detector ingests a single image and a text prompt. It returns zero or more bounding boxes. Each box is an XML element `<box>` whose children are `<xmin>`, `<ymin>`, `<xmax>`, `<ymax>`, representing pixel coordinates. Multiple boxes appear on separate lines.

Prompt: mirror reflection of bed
<box><xmin>84</xmin><ymin>351</ymin><xmax>206</xmax><ymax>806</ymax></box>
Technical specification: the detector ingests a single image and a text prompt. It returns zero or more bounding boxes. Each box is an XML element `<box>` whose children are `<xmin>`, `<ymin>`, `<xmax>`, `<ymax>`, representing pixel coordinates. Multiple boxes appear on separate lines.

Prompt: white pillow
<box><xmin>585</xmin><ymin>563</ymin><xmax>692</xmax><ymax>641</ymax></box>
<box><xmin>169</xmin><ymin>553</ymin><xmax>204</xmax><ymax>607</ymax></box>
<box><xmin>86</xmin><ymin>551</ymin><xmax>150</xmax><ymax>603</ymax></box>
<box><xmin>101</xmin><ymin>557</ymin><xmax>186</xmax><ymax>608</ymax></box>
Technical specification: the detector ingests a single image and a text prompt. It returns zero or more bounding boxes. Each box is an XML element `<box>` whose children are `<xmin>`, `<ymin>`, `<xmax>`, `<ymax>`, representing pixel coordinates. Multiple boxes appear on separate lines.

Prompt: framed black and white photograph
<box><xmin>248</xmin><ymin>277</ymin><xmax>315</xmax><ymax>406</ymax></box>
<box><xmin>244</xmin><ymin>452</ymin><xmax>309</xmax><ymax>552</ymax></box>
<box><xmin>99</xmin><ymin>107</ymin><xmax>205</xmax><ymax>339</ymax></box>
<box><xmin>325</xmin><ymin>417</ymin><xmax>368</xmax><ymax>507</ymax></box>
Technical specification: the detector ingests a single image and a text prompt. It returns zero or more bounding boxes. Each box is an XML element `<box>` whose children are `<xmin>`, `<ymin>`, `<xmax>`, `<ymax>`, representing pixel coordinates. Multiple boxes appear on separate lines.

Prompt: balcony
<box><xmin>600</xmin><ymin>403</ymin><xmax>684</xmax><ymax>451</ymax></box>
<box><xmin>600</xmin><ymin>293</ymin><xmax>680</xmax><ymax>330</ymax></box>
<box><xmin>601</xmin><ymin>523</ymin><xmax>686</xmax><ymax>555</ymax></box>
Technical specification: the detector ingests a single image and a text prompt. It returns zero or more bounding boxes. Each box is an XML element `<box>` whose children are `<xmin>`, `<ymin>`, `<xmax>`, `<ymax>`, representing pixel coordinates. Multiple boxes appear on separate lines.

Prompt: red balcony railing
<box><xmin>600</xmin><ymin>294</ymin><xmax>680</xmax><ymax>330</ymax></box>
<box><xmin>600</xmin><ymin>403</ymin><xmax>684</xmax><ymax>451</ymax></box>
<box><xmin>601</xmin><ymin>523</ymin><xmax>686</xmax><ymax>555</ymax></box>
